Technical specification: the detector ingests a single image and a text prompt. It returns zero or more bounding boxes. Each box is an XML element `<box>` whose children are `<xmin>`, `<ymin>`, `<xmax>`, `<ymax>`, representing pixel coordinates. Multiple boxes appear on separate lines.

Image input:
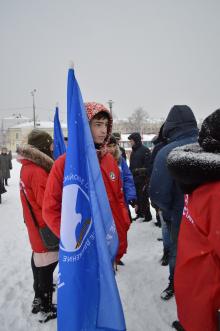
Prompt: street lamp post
<box><xmin>107</xmin><ymin>99</ymin><xmax>114</xmax><ymax>117</ymax></box>
<box><xmin>31</xmin><ymin>89</ymin><xmax>37</xmax><ymax>127</ymax></box>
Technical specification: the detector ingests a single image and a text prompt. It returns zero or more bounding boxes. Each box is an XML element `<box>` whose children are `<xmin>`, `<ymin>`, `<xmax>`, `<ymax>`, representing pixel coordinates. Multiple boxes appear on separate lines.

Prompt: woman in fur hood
<box><xmin>167</xmin><ymin>109</ymin><xmax>220</xmax><ymax>331</ymax></box>
<box><xmin>17</xmin><ymin>129</ymin><xmax>58</xmax><ymax>323</ymax></box>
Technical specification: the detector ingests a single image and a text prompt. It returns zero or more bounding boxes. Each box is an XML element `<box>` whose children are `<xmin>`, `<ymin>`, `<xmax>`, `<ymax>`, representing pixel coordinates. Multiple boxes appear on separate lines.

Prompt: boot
<box><xmin>160</xmin><ymin>280</ymin><xmax>174</xmax><ymax>300</ymax></box>
<box><xmin>31</xmin><ymin>295</ymin><xmax>42</xmax><ymax>314</ymax></box>
<box><xmin>52</xmin><ymin>283</ymin><xmax>56</xmax><ymax>292</ymax></box>
<box><xmin>160</xmin><ymin>249</ymin><xmax>169</xmax><ymax>266</ymax></box>
<box><xmin>116</xmin><ymin>260</ymin><xmax>125</xmax><ymax>266</ymax></box>
<box><xmin>132</xmin><ymin>214</ymin><xmax>143</xmax><ymax>221</ymax></box>
<box><xmin>39</xmin><ymin>291</ymin><xmax>57</xmax><ymax>323</ymax></box>
<box><xmin>154</xmin><ymin>211</ymin><xmax>161</xmax><ymax>227</ymax></box>
<box><xmin>143</xmin><ymin>209</ymin><xmax>152</xmax><ymax>222</ymax></box>
<box><xmin>172</xmin><ymin>320</ymin><xmax>185</xmax><ymax>330</ymax></box>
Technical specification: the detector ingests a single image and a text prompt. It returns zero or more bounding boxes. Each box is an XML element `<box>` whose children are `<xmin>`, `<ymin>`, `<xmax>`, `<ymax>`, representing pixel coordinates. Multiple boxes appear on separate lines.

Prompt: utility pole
<box><xmin>107</xmin><ymin>99</ymin><xmax>114</xmax><ymax>117</ymax></box>
<box><xmin>31</xmin><ymin>89</ymin><xmax>37</xmax><ymax>127</ymax></box>
<box><xmin>1</xmin><ymin>118</ymin><xmax>4</xmax><ymax>146</ymax></box>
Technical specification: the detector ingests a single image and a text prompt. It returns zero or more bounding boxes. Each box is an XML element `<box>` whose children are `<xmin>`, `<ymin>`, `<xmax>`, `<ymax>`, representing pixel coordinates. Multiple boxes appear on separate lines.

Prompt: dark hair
<box><xmin>92</xmin><ymin>111</ymin><xmax>110</xmax><ymax>121</ymax></box>
<box><xmin>107</xmin><ymin>135</ymin><xmax>117</xmax><ymax>145</ymax></box>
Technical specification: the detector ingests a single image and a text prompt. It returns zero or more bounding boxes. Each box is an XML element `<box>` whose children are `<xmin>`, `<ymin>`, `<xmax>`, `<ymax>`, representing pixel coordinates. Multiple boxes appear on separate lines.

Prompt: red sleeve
<box><xmin>22</xmin><ymin>164</ymin><xmax>49</xmax><ymax>228</ymax></box>
<box><xmin>115</xmin><ymin>165</ymin><xmax>130</xmax><ymax>230</ymax></box>
<box><xmin>31</xmin><ymin>168</ymin><xmax>48</xmax><ymax>210</ymax></box>
<box><xmin>101</xmin><ymin>154</ymin><xmax>130</xmax><ymax>230</ymax></box>
<box><xmin>207</xmin><ymin>191</ymin><xmax>220</xmax><ymax>259</ymax></box>
<box><xmin>42</xmin><ymin>155</ymin><xmax>65</xmax><ymax>238</ymax></box>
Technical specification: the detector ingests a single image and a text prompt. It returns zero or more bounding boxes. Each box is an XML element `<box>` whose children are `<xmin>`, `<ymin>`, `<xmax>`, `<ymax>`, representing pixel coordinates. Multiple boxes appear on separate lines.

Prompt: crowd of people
<box><xmin>149</xmin><ymin>105</ymin><xmax>220</xmax><ymax>331</ymax></box>
<box><xmin>7</xmin><ymin>102</ymin><xmax>219</xmax><ymax>330</ymax></box>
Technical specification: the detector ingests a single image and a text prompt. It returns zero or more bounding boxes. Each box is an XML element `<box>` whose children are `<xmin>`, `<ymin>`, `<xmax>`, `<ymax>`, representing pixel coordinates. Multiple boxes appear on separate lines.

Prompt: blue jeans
<box><xmin>160</xmin><ymin>217</ymin><xmax>170</xmax><ymax>251</ymax></box>
<box><xmin>167</xmin><ymin>221</ymin><xmax>180</xmax><ymax>283</ymax></box>
<box><xmin>159</xmin><ymin>212</ymin><xmax>171</xmax><ymax>252</ymax></box>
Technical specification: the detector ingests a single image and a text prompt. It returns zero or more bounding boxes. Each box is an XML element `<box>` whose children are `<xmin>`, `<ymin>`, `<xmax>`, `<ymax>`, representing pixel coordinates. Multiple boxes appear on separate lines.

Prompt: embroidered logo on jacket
<box><xmin>109</xmin><ymin>171</ymin><xmax>116</xmax><ymax>181</ymax></box>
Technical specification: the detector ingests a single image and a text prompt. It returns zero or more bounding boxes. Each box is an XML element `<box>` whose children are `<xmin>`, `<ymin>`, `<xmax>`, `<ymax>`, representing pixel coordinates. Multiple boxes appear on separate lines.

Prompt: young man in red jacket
<box><xmin>43</xmin><ymin>102</ymin><xmax>130</xmax><ymax>264</ymax></box>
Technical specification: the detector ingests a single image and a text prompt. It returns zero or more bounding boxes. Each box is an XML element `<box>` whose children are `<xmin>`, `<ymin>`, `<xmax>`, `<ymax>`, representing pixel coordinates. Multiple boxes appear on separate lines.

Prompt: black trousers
<box><xmin>135</xmin><ymin>181</ymin><xmax>151</xmax><ymax>219</ymax></box>
<box><xmin>31</xmin><ymin>254</ymin><xmax>57</xmax><ymax>296</ymax></box>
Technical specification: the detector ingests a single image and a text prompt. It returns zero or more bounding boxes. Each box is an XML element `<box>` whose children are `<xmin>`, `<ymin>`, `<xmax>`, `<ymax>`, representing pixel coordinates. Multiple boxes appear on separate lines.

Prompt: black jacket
<box><xmin>129</xmin><ymin>142</ymin><xmax>151</xmax><ymax>184</ymax></box>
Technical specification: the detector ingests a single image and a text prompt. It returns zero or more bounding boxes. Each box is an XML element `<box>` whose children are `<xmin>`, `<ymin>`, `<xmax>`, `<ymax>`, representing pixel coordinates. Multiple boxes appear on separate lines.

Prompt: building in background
<box><xmin>0</xmin><ymin>114</ymin><xmax>30</xmax><ymax>147</ymax></box>
<box><xmin>120</xmin><ymin>133</ymin><xmax>156</xmax><ymax>159</ymax></box>
<box><xmin>5</xmin><ymin>121</ymin><xmax>67</xmax><ymax>152</ymax></box>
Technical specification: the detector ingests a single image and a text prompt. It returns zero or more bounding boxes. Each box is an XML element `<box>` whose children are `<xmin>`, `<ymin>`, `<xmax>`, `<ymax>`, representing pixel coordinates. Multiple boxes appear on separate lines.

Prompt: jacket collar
<box><xmin>17</xmin><ymin>145</ymin><xmax>54</xmax><ymax>173</ymax></box>
<box><xmin>167</xmin><ymin>143</ymin><xmax>220</xmax><ymax>193</ymax></box>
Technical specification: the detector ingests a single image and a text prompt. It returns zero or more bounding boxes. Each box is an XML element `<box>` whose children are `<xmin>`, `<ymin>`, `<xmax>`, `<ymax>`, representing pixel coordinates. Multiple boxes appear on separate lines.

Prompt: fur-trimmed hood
<box><xmin>112</xmin><ymin>144</ymin><xmax>122</xmax><ymax>163</ymax></box>
<box><xmin>167</xmin><ymin>143</ymin><xmax>220</xmax><ymax>193</ymax></box>
<box><xmin>17</xmin><ymin>145</ymin><xmax>54</xmax><ymax>173</ymax></box>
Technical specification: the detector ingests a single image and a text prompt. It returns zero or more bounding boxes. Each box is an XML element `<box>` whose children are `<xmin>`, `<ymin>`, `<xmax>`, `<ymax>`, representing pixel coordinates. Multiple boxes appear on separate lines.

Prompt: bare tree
<box><xmin>128</xmin><ymin>107</ymin><xmax>149</xmax><ymax>132</ymax></box>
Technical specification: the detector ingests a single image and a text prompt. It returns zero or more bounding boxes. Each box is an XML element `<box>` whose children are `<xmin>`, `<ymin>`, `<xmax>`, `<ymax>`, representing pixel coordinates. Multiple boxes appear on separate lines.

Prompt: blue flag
<box><xmin>57</xmin><ymin>67</ymin><xmax>126</xmax><ymax>331</ymax></box>
<box><xmin>53</xmin><ymin>106</ymin><xmax>66</xmax><ymax>160</ymax></box>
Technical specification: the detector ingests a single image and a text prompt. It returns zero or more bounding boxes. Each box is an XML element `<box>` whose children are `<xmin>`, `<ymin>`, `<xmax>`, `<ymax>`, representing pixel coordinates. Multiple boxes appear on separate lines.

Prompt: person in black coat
<box><xmin>128</xmin><ymin>132</ymin><xmax>152</xmax><ymax>222</ymax></box>
<box><xmin>0</xmin><ymin>147</ymin><xmax>12</xmax><ymax>186</ymax></box>
<box><xmin>149</xmin><ymin>124</ymin><xmax>170</xmax><ymax>266</ymax></box>
<box><xmin>149</xmin><ymin>105</ymin><xmax>198</xmax><ymax>301</ymax></box>
<box><xmin>149</xmin><ymin>123</ymin><xmax>166</xmax><ymax>225</ymax></box>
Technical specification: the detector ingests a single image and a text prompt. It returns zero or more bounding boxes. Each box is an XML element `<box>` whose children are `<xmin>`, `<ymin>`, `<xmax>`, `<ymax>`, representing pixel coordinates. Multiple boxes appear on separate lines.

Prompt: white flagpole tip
<box><xmin>69</xmin><ymin>61</ymin><xmax>74</xmax><ymax>69</ymax></box>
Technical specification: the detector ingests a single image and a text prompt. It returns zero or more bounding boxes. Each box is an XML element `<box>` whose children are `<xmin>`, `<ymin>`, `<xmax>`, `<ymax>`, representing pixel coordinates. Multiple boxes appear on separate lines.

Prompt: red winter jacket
<box><xmin>43</xmin><ymin>152</ymin><xmax>130</xmax><ymax>261</ymax></box>
<box><xmin>175</xmin><ymin>182</ymin><xmax>220</xmax><ymax>331</ymax></box>
<box><xmin>20</xmin><ymin>159</ymin><xmax>50</xmax><ymax>252</ymax></box>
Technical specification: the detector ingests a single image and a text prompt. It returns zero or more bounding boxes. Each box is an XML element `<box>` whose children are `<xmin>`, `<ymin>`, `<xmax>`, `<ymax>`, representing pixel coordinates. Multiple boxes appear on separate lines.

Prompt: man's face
<box><xmin>90</xmin><ymin>118</ymin><xmax>108</xmax><ymax>144</ymax></box>
<box><xmin>129</xmin><ymin>139</ymin><xmax>135</xmax><ymax>147</ymax></box>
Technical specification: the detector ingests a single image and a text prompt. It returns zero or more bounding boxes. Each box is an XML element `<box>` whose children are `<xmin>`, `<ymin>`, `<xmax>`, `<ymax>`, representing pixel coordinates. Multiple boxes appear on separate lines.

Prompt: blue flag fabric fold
<box><xmin>53</xmin><ymin>107</ymin><xmax>66</xmax><ymax>160</ymax></box>
<box><xmin>57</xmin><ymin>68</ymin><xmax>126</xmax><ymax>331</ymax></box>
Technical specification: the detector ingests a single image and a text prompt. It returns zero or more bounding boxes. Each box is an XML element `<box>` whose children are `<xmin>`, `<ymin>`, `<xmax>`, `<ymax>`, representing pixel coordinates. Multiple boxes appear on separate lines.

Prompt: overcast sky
<box><xmin>1</xmin><ymin>0</ymin><xmax>220</xmax><ymax>122</ymax></box>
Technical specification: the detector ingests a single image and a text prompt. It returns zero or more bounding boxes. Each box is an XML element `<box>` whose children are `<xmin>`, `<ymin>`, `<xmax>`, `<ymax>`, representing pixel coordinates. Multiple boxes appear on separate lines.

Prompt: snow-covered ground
<box><xmin>0</xmin><ymin>160</ymin><xmax>177</xmax><ymax>331</ymax></box>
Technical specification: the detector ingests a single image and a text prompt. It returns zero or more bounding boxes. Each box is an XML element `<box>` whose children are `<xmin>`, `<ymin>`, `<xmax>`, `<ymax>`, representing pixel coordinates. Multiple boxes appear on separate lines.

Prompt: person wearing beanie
<box><xmin>149</xmin><ymin>105</ymin><xmax>198</xmax><ymax>301</ymax></box>
<box><xmin>43</xmin><ymin>102</ymin><xmax>131</xmax><ymax>265</ymax></box>
<box><xmin>28</xmin><ymin>129</ymin><xmax>54</xmax><ymax>159</ymax></box>
<box><xmin>17</xmin><ymin>129</ymin><xmax>58</xmax><ymax>323</ymax></box>
<box><xmin>112</xmin><ymin>132</ymin><xmax>127</xmax><ymax>161</ymax></box>
<box><xmin>128</xmin><ymin>132</ymin><xmax>152</xmax><ymax>222</ymax></box>
<box><xmin>167</xmin><ymin>109</ymin><xmax>220</xmax><ymax>331</ymax></box>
